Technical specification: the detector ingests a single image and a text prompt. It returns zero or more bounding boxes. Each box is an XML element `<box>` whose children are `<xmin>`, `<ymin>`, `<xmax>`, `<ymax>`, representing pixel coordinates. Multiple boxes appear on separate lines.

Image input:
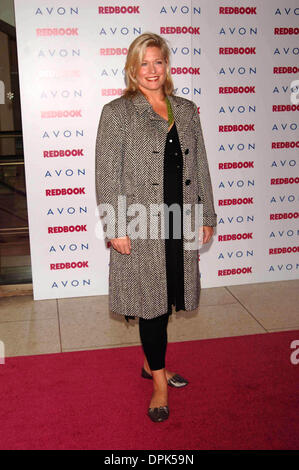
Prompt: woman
<box><xmin>95</xmin><ymin>33</ymin><xmax>217</xmax><ymax>423</ymax></box>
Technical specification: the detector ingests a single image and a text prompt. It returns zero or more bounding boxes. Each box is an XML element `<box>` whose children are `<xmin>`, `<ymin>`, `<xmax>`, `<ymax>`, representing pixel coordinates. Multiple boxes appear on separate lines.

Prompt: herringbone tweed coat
<box><xmin>95</xmin><ymin>92</ymin><xmax>217</xmax><ymax>319</ymax></box>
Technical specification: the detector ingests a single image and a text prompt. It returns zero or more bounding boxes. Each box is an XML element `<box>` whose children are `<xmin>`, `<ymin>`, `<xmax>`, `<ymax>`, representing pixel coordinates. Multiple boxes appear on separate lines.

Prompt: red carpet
<box><xmin>0</xmin><ymin>330</ymin><xmax>298</xmax><ymax>450</ymax></box>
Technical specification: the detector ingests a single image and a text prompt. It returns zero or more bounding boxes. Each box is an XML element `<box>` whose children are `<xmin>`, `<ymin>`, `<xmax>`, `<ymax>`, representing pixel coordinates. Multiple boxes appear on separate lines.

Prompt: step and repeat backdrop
<box><xmin>14</xmin><ymin>0</ymin><xmax>299</xmax><ymax>300</ymax></box>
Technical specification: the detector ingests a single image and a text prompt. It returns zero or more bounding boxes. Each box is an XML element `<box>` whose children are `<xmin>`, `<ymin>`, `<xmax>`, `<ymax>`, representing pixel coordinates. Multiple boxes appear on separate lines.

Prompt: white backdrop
<box><xmin>14</xmin><ymin>0</ymin><xmax>299</xmax><ymax>300</ymax></box>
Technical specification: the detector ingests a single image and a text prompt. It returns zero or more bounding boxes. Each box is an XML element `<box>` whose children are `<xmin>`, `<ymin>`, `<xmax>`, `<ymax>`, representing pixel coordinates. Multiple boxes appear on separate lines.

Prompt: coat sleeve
<box><xmin>95</xmin><ymin>103</ymin><xmax>127</xmax><ymax>239</ymax></box>
<box><xmin>191</xmin><ymin>104</ymin><xmax>217</xmax><ymax>227</ymax></box>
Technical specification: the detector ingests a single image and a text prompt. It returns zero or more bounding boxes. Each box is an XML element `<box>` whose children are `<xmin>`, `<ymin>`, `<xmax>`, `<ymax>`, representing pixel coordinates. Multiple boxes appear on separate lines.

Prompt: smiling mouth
<box><xmin>146</xmin><ymin>77</ymin><xmax>159</xmax><ymax>81</ymax></box>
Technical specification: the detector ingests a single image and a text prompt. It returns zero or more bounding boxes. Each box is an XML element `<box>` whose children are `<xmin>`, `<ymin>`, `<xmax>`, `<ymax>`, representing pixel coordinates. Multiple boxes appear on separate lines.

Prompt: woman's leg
<box><xmin>139</xmin><ymin>312</ymin><xmax>169</xmax><ymax>371</ymax></box>
<box><xmin>139</xmin><ymin>313</ymin><xmax>170</xmax><ymax>409</ymax></box>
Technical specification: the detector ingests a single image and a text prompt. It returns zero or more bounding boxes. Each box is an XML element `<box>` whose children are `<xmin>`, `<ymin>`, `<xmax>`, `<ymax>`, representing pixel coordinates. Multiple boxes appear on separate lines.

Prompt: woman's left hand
<box><xmin>200</xmin><ymin>226</ymin><xmax>214</xmax><ymax>244</ymax></box>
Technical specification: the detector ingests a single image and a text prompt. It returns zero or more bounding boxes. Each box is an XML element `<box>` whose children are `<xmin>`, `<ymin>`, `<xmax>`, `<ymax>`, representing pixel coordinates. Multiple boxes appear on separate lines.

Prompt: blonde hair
<box><xmin>123</xmin><ymin>32</ymin><xmax>174</xmax><ymax>98</ymax></box>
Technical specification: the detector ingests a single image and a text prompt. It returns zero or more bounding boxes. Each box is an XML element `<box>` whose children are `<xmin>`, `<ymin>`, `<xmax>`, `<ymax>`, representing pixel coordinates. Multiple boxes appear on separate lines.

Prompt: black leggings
<box><xmin>139</xmin><ymin>312</ymin><xmax>170</xmax><ymax>371</ymax></box>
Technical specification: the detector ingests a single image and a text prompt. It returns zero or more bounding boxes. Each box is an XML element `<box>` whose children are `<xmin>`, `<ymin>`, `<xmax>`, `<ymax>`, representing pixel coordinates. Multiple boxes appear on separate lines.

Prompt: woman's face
<box><xmin>135</xmin><ymin>46</ymin><xmax>167</xmax><ymax>95</ymax></box>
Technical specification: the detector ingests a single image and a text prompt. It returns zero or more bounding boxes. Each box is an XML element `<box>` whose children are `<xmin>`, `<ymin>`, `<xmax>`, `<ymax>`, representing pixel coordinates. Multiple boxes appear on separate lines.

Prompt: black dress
<box><xmin>164</xmin><ymin>122</ymin><xmax>185</xmax><ymax>316</ymax></box>
<box><xmin>125</xmin><ymin>122</ymin><xmax>185</xmax><ymax>322</ymax></box>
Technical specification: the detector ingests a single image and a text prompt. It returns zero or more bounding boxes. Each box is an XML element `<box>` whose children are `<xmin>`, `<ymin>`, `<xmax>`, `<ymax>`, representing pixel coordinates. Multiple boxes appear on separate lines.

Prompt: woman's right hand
<box><xmin>110</xmin><ymin>236</ymin><xmax>131</xmax><ymax>255</ymax></box>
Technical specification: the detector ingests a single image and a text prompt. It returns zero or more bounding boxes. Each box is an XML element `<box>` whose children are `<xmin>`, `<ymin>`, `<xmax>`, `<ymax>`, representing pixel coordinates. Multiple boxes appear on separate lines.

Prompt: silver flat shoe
<box><xmin>167</xmin><ymin>373</ymin><xmax>189</xmax><ymax>388</ymax></box>
<box><xmin>148</xmin><ymin>406</ymin><xmax>169</xmax><ymax>423</ymax></box>
<box><xmin>141</xmin><ymin>367</ymin><xmax>189</xmax><ymax>388</ymax></box>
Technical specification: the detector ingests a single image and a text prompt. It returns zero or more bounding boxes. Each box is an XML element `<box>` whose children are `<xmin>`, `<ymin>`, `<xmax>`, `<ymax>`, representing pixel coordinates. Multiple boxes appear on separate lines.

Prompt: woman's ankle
<box><xmin>152</xmin><ymin>370</ymin><xmax>168</xmax><ymax>387</ymax></box>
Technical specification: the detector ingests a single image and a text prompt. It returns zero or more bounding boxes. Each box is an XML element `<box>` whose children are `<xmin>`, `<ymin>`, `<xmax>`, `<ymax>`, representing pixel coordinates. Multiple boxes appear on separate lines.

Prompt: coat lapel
<box><xmin>131</xmin><ymin>92</ymin><xmax>192</xmax><ymax>153</ymax></box>
<box><xmin>131</xmin><ymin>91</ymin><xmax>164</xmax><ymax>121</ymax></box>
<box><xmin>131</xmin><ymin>92</ymin><xmax>190</xmax><ymax>130</ymax></box>
<box><xmin>168</xmin><ymin>94</ymin><xmax>192</xmax><ymax>144</ymax></box>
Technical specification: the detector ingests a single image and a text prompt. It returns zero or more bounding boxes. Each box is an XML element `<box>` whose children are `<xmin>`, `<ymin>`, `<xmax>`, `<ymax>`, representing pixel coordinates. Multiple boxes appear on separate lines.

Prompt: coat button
<box><xmin>185</xmin><ymin>179</ymin><xmax>191</xmax><ymax>185</ymax></box>
<box><xmin>185</xmin><ymin>209</ymin><xmax>191</xmax><ymax>215</ymax></box>
<box><xmin>184</xmin><ymin>149</ymin><xmax>189</xmax><ymax>155</ymax></box>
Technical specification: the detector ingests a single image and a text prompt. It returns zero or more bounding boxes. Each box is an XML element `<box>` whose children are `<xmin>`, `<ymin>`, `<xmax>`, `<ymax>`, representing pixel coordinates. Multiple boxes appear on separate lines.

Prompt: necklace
<box><xmin>165</xmin><ymin>96</ymin><xmax>174</xmax><ymax>127</ymax></box>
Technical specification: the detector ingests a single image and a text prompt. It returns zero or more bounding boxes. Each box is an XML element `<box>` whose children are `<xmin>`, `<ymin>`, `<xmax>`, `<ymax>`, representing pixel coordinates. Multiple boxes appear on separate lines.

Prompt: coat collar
<box><xmin>130</xmin><ymin>92</ymin><xmax>189</xmax><ymax>139</ymax></box>
<box><xmin>131</xmin><ymin>91</ymin><xmax>181</xmax><ymax>118</ymax></box>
